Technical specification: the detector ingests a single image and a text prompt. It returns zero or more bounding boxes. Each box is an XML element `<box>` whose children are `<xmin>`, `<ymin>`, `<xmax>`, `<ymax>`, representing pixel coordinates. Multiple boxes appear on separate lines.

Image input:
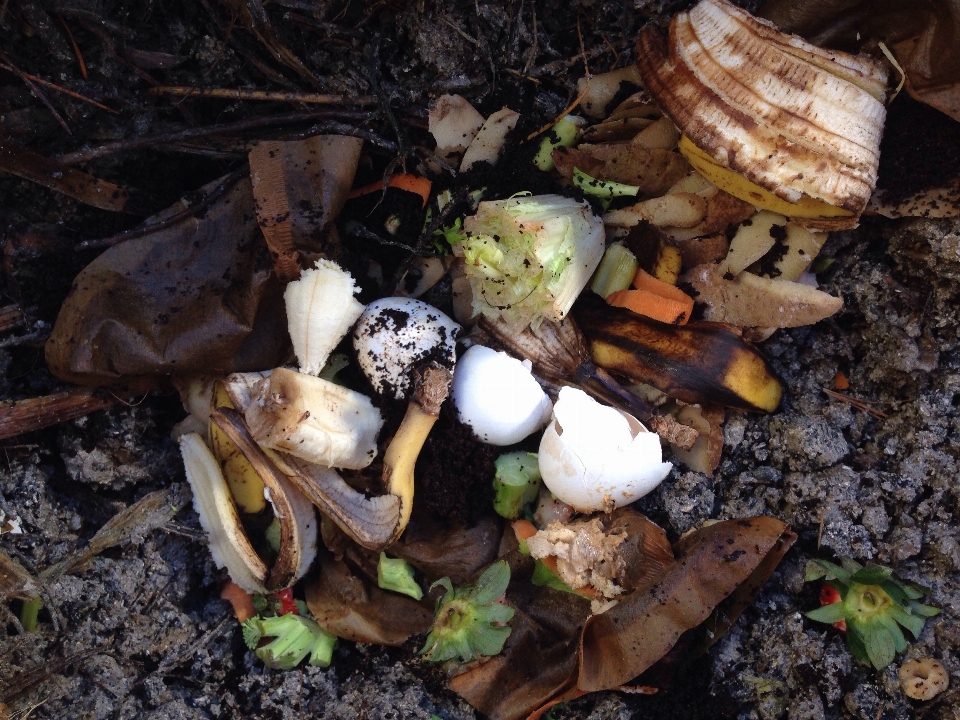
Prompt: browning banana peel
<box><xmin>573</xmin><ymin>299</ymin><xmax>782</xmax><ymax>412</ymax></box>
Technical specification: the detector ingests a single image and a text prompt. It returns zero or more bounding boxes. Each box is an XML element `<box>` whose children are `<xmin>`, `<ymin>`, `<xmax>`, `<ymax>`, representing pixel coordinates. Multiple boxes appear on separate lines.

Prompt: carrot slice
<box><xmin>607</xmin><ymin>287</ymin><xmax>693</xmax><ymax>325</ymax></box>
<box><xmin>512</xmin><ymin>518</ymin><xmax>538</xmax><ymax>542</ymax></box>
<box><xmin>221</xmin><ymin>580</ymin><xmax>257</xmax><ymax>622</ymax></box>
<box><xmin>348</xmin><ymin>173</ymin><xmax>432</xmax><ymax>208</ymax></box>
<box><xmin>632</xmin><ymin>267</ymin><xmax>688</xmax><ymax>302</ymax></box>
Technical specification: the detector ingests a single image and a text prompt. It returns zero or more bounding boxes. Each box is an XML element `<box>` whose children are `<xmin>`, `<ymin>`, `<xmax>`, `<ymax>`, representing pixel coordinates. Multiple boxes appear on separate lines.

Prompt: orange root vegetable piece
<box><xmin>221</xmin><ymin>580</ymin><xmax>257</xmax><ymax>622</ymax></box>
<box><xmin>606</xmin><ymin>267</ymin><xmax>694</xmax><ymax>325</ymax></box>
<box><xmin>348</xmin><ymin>174</ymin><xmax>432</xmax><ymax>208</ymax></box>
<box><xmin>512</xmin><ymin>518</ymin><xmax>538</xmax><ymax>542</ymax></box>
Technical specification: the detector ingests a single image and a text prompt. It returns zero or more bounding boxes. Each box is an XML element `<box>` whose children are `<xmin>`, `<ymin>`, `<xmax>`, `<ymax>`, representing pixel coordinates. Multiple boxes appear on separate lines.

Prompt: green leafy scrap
<box><xmin>378</xmin><ymin>552</ymin><xmax>424</xmax><ymax>600</ymax></box>
<box><xmin>242</xmin><ymin>613</ymin><xmax>337</xmax><ymax>670</ymax></box>
<box><xmin>421</xmin><ymin>560</ymin><xmax>515</xmax><ymax>664</ymax></box>
<box><xmin>804</xmin><ymin>557</ymin><xmax>940</xmax><ymax>670</ymax></box>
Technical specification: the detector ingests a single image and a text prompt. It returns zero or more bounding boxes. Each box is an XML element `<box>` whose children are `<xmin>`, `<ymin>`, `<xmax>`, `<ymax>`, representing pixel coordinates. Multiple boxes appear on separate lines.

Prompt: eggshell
<box><xmin>538</xmin><ymin>387</ymin><xmax>671</xmax><ymax>511</ymax></box>
<box><xmin>353</xmin><ymin>297</ymin><xmax>460</xmax><ymax>400</ymax></box>
<box><xmin>452</xmin><ymin>345</ymin><xmax>553</xmax><ymax>446</ymax></box>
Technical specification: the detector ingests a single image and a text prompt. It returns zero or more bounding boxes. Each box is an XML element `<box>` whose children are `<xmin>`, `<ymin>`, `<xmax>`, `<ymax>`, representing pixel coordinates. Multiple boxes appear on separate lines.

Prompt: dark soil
<box><xmin>2</xmin><ymin>1</ymin><xmax>960</xmax><ymax>720</ymax></box>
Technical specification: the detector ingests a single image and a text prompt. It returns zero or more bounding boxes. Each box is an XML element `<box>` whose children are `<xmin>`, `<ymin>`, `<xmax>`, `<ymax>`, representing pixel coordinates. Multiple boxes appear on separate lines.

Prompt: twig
<box><xmin>57</xmin><ymin>15</ymin><xmax>88</xmax><ymax>80</ymax></box>
<box><xmin>822</xmin><ymin>388</ymin><xmax>889</xmax><ymax>420</ymax></box>
<box><xmin>0</xmin><ymin>304</ymin><xmax>25</xmax><ymax>334</ymax></box>
<box><xmin>148</xmin><ymin>86</ymin><xmax>375</xmax><ymax>105</ymax></box>
<box><xmin>0</xmin><ymin>51</ymin><xmax>71</xmax><ymax>134</ymax></box>
<box><xmin>368</xmin><ymin>33</ymin><xmax>408</xmax><ymax>159</ymax></box>
<box><xmin>526</xmin><ymin>15</ymin><xmax>590</xmax><ymax>140</ymax></box>
<box><xmin>57</xmin><ymin>110</ymin><xmax>370</xmax><ymax>164</ymax></box>
<box><xmin>0</xmin><ymin>388</ymin><xmax>116</xmax><ymax>441</ymax></box>
<box><xmin>0</xmin><ymin>63</ymin><xmax>115</xmax><ymax>114</ymax></box>
<box><xmin>286</xmin><ymin>120</ymin><xmax>397</xmax><ymax>153</ymax></box>
<box><xmin>75</xmin><ymin>167</ymin><xmax>248</xmax><ymax>251</ymax></box>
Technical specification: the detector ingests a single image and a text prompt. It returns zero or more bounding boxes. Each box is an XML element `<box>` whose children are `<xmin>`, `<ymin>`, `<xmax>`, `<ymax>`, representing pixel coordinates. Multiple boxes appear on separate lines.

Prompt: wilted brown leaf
<box><xmin>553</xmin><ymin>142</ymin><xmax>690</xmax><ymax>196</ymax></box>
<box><xmin>578</xmin><ymin>516</ymin><xmax>793</xmax><ymax>691</ymax></box>
<box><xmin>45</xmin><ymin>176</ymin><xmax>289</xmax><ymax>385</ymax></box>
<box><xmin>305</xmin><ymin>546</ymin><xmax>433</xmax><ymax>646</ymax></box>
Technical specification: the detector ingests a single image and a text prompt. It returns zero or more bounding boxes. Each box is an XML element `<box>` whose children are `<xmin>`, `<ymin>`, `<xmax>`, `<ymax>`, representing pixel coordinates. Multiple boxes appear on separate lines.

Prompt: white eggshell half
<box><xmin>538</xmin><ymin>387</ymin><xmax>671</xmax><ymax>512</ymax></box>
<box><xmin>353</xmin><ymin>297</ymin><xmax>460</xmax><ymax>400</ymax></box>
<box><xmin>452</xmin><ymin>345</ymin><xmax>553</xmax><ymax>446</ymax></box>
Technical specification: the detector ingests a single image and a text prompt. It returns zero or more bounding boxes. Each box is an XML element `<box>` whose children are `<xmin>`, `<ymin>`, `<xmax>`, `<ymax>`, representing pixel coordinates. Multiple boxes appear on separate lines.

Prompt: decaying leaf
<box><xmin>304</xmin><ymin>546</ymin><xmax>433</xmax><ymax>646</ymax></box>
<box><xmin>248</xmin><ymin>135</ymin><xmax>363</xmax><ymax>280</ymax></box>
<box><xmin>553</xmin><ymin>142</ymin><xmax>690</xmax><ymax>197</ymax></box>
<box><xmin>577</xmin><ymin>517</ymin><xmax>794</xmax><ymax>692</ymax></box>
<box><xmin>45</xmin><ymin>176</ymin><xmax>289</xmax><ymax>385</ymax></box>
<box><xmin>390</xmin><ymin>515</ymin><xmax>503</xmax><ymax>586</ymax></box>
<box><xmin>450</xmin><ymin>514</ymin><xmax>794</xmax><ymax>720</ymax></box>
<box><xmin>0</xmin><ymin>140</ymin><xmax>150</xmax><ymax>214</ymax></box>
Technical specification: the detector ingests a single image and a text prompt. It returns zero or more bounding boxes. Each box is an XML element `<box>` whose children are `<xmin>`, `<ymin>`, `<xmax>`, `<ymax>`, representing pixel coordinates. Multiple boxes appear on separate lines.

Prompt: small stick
<box><xmin>0</xmin><ymin>304</ymin><xmax>24</xmax><ymax>334</ymax></box>
<box><xmin>0</xmin><ymin>51</ymin><xmax>71</xmax><ymax>134</ymax></box>
<box><xmin>75</xmin><ymin>167</ymin><xmax>248</xmax><ymax>251</ymax></box>
<box><xmin>822</xmin><ymin>388</ymin><xmax>889</xmax><ymax>420</ymax></box>
<box><xmin>0</xmin><ymin>388</ymin><xmax>116</xmax><ymax>441</ymax></box>
<box><xmin>149</xmin><ymin>86</ymin><xmax>375</xmax><ymax>105</ymax></box>
<box><xmin>57</xmin><ymin>110</ymin><xmax>372</xmax><ymax>164</ymax></box>
<box><xmin>526</xmin><ymin>15</ymin><xmax>590</xmax><ymax>141</ymax></box>
<box><xmin>0</xmin><ymin>62</ymin><xmax>115</xmax><ymax>113</ymax></box>
<box><xmin>57</xmin><ymin>15</ymin><xmax>88</xmax><ymax>80</ymax></box>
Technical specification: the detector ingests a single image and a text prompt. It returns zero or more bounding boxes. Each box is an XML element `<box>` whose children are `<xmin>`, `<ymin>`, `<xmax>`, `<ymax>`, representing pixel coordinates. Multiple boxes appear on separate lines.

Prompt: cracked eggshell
<box><xmin>452</xmin><ymin>345</ymin><xmax>553</xmax><ymax>446</ymax></box>
<box><xmin>353</xmin><ymin>297</ymin><xmax>460</xmax><ymax>400</ymax></box>
<box><xmin>538</xmin><ymin>387</ymin><xmax>671</xmax><ymax>512</ymax></box>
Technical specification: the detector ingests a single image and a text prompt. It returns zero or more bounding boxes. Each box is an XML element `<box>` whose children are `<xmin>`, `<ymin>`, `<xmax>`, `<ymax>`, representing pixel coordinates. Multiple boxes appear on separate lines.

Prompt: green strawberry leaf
<box><xmin>421</xmin><ymin>561</ymin><xmax>514</xmax><ymax>664</ymax></box>
<box><xmin>877</xmin><ymin>614</ymin><xmax>907</xmax><ymax>653</ymax></box>
<box><xmin>851</xmin><ymin>564</ymin><xmax>892</xmax><ymax>585</ymax></box>
<box><xmin>840</xmin><ymin>557</ymin><xmax>864</xmax><ymax>576</ymax></box>
<box><xmin>888</xmin><ymin>605</ymin><xmax>926</xmax><ymax>639</ymax></box>
<box><xmin>805</xmin><ymin>603</ymin><xmax>848</xmax><ymax>624</ymax></box>
<box><xmin>906</xmin><ymin>600</ymin><xmax>941</xmax><ymax>618</ymax></box>
<box><xmin>472</xmin><ymin>561</ymin><xmax>511</xmax><ymax>605</ymax></box>
<box><xmin>845</xmin><ymin>624</ymin><xmax>869</xmax><ymax>665</ymax></box>
<box><xmin>863</xmin><ymin>622</ymin><xmax>895</xmax><ymax>670</ymax></box>
<box><xmin>805</xmin><ymin>559</ymin><xmax>850</xmax><ymax>585</ymax></box>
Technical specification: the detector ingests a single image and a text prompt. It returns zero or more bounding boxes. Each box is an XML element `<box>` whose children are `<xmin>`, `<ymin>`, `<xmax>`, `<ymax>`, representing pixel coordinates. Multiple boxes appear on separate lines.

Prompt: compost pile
<box><xmin>2</xmin><ymin>0</ymin><xmax>960</xmax><ymax>719</ymax></box>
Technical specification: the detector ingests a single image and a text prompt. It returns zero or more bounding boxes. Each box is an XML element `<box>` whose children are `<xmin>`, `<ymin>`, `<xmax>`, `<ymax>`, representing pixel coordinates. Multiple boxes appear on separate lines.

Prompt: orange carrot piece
<box><xmin>348</xmin><ymin>174</ymin><xmax>432</xmax><ymax>208</ymax></box>
<box><xmin>221</xmin><ymin>580</ymin><xmax>257</xmax><ymax>622</ymax></box>
<box><xmin>607</xmin><ymin>288</ymin><xmax>693</xmax><ymax>325</ymax></box>
<box><xmin>512</xmin><ymin>518</ymin><xmax>538</xmax><ymax>542</ymax></box>
<box><xmin>834</xmin><ymin>370</ymin><xmax>849</xmax><ymax>390</ymax></box>
<box><xmin>632</xmin><ymin>267</ymin><xmax>689</xmax><ymax>303</ymax></box>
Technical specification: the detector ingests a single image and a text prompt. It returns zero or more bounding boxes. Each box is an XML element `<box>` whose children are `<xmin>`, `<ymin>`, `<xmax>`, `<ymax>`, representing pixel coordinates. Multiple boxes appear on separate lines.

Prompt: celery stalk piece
<box><xmin>533</xmin><ymin>115</ymin><xmax>587</xmax><ymax>172</ymax></box>
<box><xmin>378</xmin><ymin>552</ymin><xmax>424</xmax><ymax>600</ymax></box>
<box><xmin>573</xmin><ymin>168</ymin><xmax>641</xmax><ymax>198</ymax></box>
<box><xmin>454</xmin><ymin>194</ymin><xmax>605</xmax><ymax>327</ymax></box>
<box><xmin>589</xmin><ymin>243</ymin><xmax>639</xmax><ymax>298</ymax></box>
<box><xmin>492</xmin><ymin>451</ymin><xmax>541</xmax><ymax>519</ymax></box>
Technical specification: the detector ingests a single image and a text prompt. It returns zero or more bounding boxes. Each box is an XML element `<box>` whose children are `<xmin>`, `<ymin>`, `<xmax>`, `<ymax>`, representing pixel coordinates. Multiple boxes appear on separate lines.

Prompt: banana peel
<box><xmin>678</xmin><ymin>136</ymin><xmax>854</xmax><ymax>223</ymax></box>
<box><xmin>209</xmin><ymin>381</ymin><xmax>267</xmax><ymax>515</ymax></box>
<box><xmin>573</xmin><ymin>296</ymin><xmax>782</xmax><ymax>413</ymax></box>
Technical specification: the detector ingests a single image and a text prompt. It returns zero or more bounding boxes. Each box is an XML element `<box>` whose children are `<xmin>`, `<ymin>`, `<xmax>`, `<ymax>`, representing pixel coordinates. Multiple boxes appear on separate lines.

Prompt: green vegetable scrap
<box><xmin>492</xmin><ymin>451</ymin><xmax>542</xmax><ymax>519</ymax></box>
<box><xmin>452</xmin><ymin>194</ymin><xmax>605</xmax><ymax>327</ymax></box>
<box><xmin>805</xmin><ymin>557</ymin><xmax>941</xmax><ymax>670</ymax></box>
<box><xmin>377</xmin><ymin>552</ymin><xmax>424</xmax><ymax>600</ymax></box>
<box><xmin>572</xmin><ymin>167</ymin><xmax>640</xmax><ymax>199</ymax></box>
<box><xmin>242</xmin><ymin>613</ymin><xmax>337</xmax><ymax>670</ymax></box>
<box><xmin>421</xmin><ymin>560</ymin><xmax>515</xmax><ymax>664</ymax></box>
<box><xmin>533</xmin><ymin>115</ymin><xmax>586</xmax><ymax>172</ymax></box>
